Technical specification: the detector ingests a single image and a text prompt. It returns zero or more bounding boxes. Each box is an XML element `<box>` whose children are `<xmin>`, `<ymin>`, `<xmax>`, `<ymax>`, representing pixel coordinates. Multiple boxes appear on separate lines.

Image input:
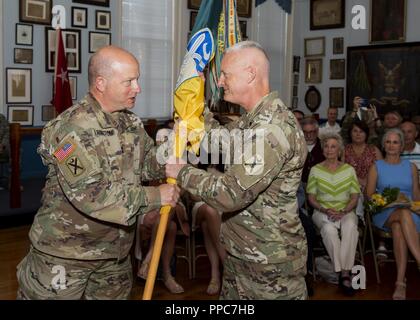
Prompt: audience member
<box><xmin>0</xmin><ymin>114</ymin><xmax>9</xmax><ymax>163</ymax></box>
<box><xmin>319</xmin><ymin>107</ymin><xmax>341</xmax><ymax>138</ymax></box>
<box><xmin>400</xmin><ymin>121</ymin><xmax>420</xmax><ymax>172</ymax></box>
<box><xmin>292</xmin><ymin>110</ymin><xmax>304</xmax><ymax>124</ymax></box>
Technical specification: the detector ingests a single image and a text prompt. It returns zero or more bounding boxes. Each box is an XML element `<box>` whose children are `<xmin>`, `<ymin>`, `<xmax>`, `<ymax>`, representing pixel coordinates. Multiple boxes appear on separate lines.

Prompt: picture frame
<box><xmin>89</xmin><ymin>32</ymin><xmax>111</xmax><ymax>53</ymax></box>
<box><xmin>293</xmin><ymin>74</ymin><xmax>299</xmax><ymax>85</ymax></box>
<box><xmin>45</xmin><ymin>28</ymin><xmax>81</xmax><ymax>73</ymax></box>
<box><xmin>305</xmin><ymin>59</ymin><xmax>323</xmax><ymax>83</ymax></box>
<box><xmin>6</xmin><ymin>68</ymin><xmax>32</xmax><ymax>104</ymax></box>
<box><xmin>19</xmin><ymin>0</ymin><xmax>52</xmax><ymax>25</ymax></box>
<box><xmin>291</xmin><ymin>97</ymin><xmax>298</xmax><ymax>110</ymax></box>
<box><xmin>187</xmin><ymin>0</ymin><xmax>201</xmax><ymax>10</ymax></box>
<box><xmin>347</xmin><ymin>42</ymin><xmax>420</xmax><ymax>119</ymax></box>
<box><xmin>7</xmin><ymin>105</ymin><xmax>34</xmax><ymax>126</ymax></box>
<box><xmin>239</xmin><ymin>20</ymin><xmax>247</xmax><ymax>39</ymax></box>
<box><xmin>189</xmin><ymin>11</ymin><xmax>198</xmax><ymax>31</ymax></box>
<box><xmin>305</xmin><ymin>86</ymin><xmax>322</xmax><ymax>112</ymax></box>
<box><xmin>237</xmin><ymin>0</ymin><xmax>252</xmax><ymax>18</ymax></box>
<box><xmin>15</xmin><ymin>23</ymin><xmax>33</xmax><ymax>46</ymax></box>
<box><xmin>72</xmin><ymin>0</ymin><xmax>110</xmax><ymax>7</ymax></box>
<box><xmin>330</xmin><ymin>59</ymin><xmax>345</xmax><ymax>79</ymax></box>
<box><xmin>292</xmin><ymin>86</ymin><xmax>298</xmax><ymax>97</ymax></box>
<box><xmin>370</xmin><ymin>0</ymin><xmax>406</xmax><ymax>44</ymax></box>
<box><xmin>42</xmin><ymin>105</ymin><xmax>56</xmax><ymax>122</ymax></box>
<box><xmin>329</xmin><ymin>87</ymin><xmax>344</xmax><ymax>108</ymax></box>
<box><xmin>304</xmin><ymin>37</ymin><xmax>325</xmax><ymax>57</ymax></box>
<box><xmin>310</xmin><ymin>0</ymin><xmax>345</xmax><ymax>30</ymax></box>
<box><xmin>14</xmin><ymin>48</ymin><xmax>33</xmax><ymax>64</ymax></box>
<box><xmin>333</xmin><ymin>37</ymin><xmax>344</xmax><ymax>54</ymax></box>
<box><xmin>71</xmin><ymin>7</ymin><xmax>88</xmax><ymax>28</ymax></box>
<box><xmin>69</xmin><ymin>76</ymin><xmax>77</xmax><ymax>100</ymax></box>
<box><xmin>96</xmin><ymin>10</ymin><xmax>111</xmax><ymax>30</ymax></box>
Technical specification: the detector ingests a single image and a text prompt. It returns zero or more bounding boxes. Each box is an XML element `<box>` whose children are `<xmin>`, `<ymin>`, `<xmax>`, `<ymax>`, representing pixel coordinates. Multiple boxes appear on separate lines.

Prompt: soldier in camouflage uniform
<box><xmin>167</xmin><ymin>41</ymin><xmax>308</xmax><ymax>300</ymax></box>
<box><xmin>16</xmin><ymin>46</ymin><xmax>180</xmax><ymax>300</ymax></box>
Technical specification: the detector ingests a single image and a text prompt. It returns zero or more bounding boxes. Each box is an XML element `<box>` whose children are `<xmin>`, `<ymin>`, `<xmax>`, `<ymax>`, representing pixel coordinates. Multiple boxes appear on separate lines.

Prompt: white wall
<box><xmin>293</xmin><ymin>0</ymin><xmax>420</xmax><ymax>119</ymax></box>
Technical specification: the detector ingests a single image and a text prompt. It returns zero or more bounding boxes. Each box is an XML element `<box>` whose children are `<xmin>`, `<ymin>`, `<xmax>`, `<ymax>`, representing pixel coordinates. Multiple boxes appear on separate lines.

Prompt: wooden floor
<box><xmin>1</xmin><ymin>224</ymin><xmax>419</xmax><ymax>300</ymax></box>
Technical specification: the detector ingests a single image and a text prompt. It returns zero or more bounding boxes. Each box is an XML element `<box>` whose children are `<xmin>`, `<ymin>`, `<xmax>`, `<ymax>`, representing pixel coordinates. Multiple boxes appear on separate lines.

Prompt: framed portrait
<box><xmin>72</xmin><ymin>7</ymin><xmax>88</xmax><ymax>28</ymax></box>
<box><xmin>89</xmin><ymin>32</ymin><xmax>111</xmax><ymax>53</ymax></box>
<box><xmin>96</xmin><ymin>10</ymin><xmax>111</xmax><ymax>30</ymax></box>
<box><xmin>329</xmin><ymin>87</ymin><xmax>344</xmax><ymax>108</ymax></box>
<box><xmin>16</xmin><ymin>23</ymin><xmax>33</xmax><ymax>46</ymax></box>
<box><xmin>19</xmin><ymin>0</ymin><xmax>52</xmax><ymax>25</ymax></box>
<box><xmin>14</xmin><ymin>48</ymin><xmax>33</xmax><ymax>64</ymax></box>
<box><xmin>305</xmin><ymin>59</ymin><xmax>323</xmax><ymax>83</ymax></box>
<box><xmin>187</xmin><ymin>0</ymin><xmax>201</xmax><ymax>10</ymax></box>
<box><xmin>310</xmin><ymin>0</ymin><xmax>345</xmax><ymax>30</ymax></box>
<box><xmin>72</xmin><ymin>0</ymin><xmax>110</xmax><ymax>7</ymax></box>
<box><xmin>69</xmin><ymin>76</ymin><xmax>77</xmax><ymax>100</ymax></box>
<box><xmin>304</xmin><ymin>37</ymin><xmax>325</xmax><ymax>57</ymax></box>
<box><xmin>6</xmin><ymin>68</ymin><xmax>32</xmax><ymax>104</ymax></box>
<box><xmin>292</xmin><ymin>86</ymin><xmax>298</xmax><ymax>97</ymax></box>
<box><xmin>347</xmin><ymin>42</ymin><xmax>420</xmax><ymax>119</ymax></box>
<box><xmin>42</xmin><ymin>105</ymin><xmax>56</xmax><ymax>122</ymax></box>
<box><xmin>370</xmin><ymin>0</ymin><xmax>406</xmax><ymax>44</ymax></box>
<box><xmin>7</xmin><ymin>105</ymin><xmax>34</xmax><ymax>126</ymax></box>
<box><xmin>237</xmin><ymin>0</ymin><xmax>252</xmax><ymax>18</ymax></box>
<box><xmin>189</xmin><ymin>11</ymin><xmax>198</xmax><ymax>31</ymax></box>
<box><xmin>330</xmin><ymin>59</ymin><xmax>345</xmax><ymax>79</ymax></box>
<box><xmin>305</xmin><ymin>86</ymin><xmax>322</xmax><ymax>112</ymax></box>
<box><xmin>293</xmin><ymin>56</ymin><xmax>301</xmax><ymax>73</ymax></box>
<box><xmin>333</xmin><ymin>37</ymin><xmax>344</xmax><ymax>54</ymax></box>
<box><xmin>45</xmin><ymin>28</ymin><xmax>81</xmax><ymax>73</ymax></box>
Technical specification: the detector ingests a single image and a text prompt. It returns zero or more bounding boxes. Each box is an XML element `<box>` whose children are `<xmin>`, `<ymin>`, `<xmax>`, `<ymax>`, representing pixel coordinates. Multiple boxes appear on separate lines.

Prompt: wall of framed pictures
<box><xmin>1</xmin><ymin>0</ymin><xmax>119</xmax><ymax>126</ymax></box>
<box><xmin>293</xmin><ymin>0</ymin><xmax>420</xmax><ymax>119</ymax></box>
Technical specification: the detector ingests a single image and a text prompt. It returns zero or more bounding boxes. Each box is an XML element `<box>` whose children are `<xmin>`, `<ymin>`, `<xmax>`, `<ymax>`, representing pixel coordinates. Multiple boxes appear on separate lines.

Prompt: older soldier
<box><xmin>16</xmin><ymin>46</ymin><xmax>180</xmax><ymax>300</ymax></box>
<box><xmin>167</xmin><ymin>41</ymin><xmax>308</xmax><ymax>300</ymax></box>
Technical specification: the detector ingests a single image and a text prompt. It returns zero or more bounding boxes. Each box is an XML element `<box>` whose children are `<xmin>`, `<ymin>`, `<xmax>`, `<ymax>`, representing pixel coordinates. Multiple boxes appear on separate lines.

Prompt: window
<box><xmin>122</xmin><ymin>0</ymin><xmax>173</xmax><ymax>119</ymax></box>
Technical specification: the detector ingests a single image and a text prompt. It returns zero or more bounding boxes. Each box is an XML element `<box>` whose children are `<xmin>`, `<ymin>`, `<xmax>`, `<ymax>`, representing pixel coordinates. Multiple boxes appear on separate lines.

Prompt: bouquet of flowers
<box><xmin>364</xmin><ymin>187</ymin><xmax>400</xmax><ymax>215</ymax></box>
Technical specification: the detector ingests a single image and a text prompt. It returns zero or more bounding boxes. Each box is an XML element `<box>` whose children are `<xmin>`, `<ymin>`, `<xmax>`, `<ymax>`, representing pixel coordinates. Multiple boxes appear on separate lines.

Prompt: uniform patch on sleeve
<box><xmin>66</xmin><ymin>157</ymin><xmax>85</xmax><ymax>177</ymax></box>
<box><xmin>54</xmin><ymin>142</ymin><xmax>75</xmax><ymax>162</ymax></box>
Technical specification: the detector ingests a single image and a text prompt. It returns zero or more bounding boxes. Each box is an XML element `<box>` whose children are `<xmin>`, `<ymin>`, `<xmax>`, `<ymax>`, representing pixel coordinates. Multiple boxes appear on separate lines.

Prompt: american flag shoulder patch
<box><xmin>54</xmin><ymin>141</ymin><xmax>75</xmax><ymax>162</ymax></box>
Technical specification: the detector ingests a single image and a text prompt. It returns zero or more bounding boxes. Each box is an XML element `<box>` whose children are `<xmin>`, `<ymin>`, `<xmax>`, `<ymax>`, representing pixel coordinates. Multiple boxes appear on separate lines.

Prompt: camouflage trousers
<box><xmin>16</xmin><ymin>246</ymin><xmax>133</xmax><ymax>300</ymax></box>
<box><xmin>220</xmin><ymin>254</ymin><xmax>307</xmax><ymax>300</ymax></box>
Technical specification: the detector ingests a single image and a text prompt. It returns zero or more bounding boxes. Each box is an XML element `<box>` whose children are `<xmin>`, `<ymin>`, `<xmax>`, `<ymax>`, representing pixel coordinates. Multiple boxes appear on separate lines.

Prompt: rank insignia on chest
<box><xmin>54</xmin><ymin>142</ymin><xmax>75</xmax><ymax>162</ymax></box>
<box><xmin>66</xmin><ymin>157</ymin><xmax>85</xmax><ymax>176</ymax></box>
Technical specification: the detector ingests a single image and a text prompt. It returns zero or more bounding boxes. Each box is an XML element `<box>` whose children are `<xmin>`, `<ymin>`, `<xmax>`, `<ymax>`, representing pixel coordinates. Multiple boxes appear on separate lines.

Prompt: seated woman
<box><xmin>307</xmin><ymin>133</ymin><xmax>360</xmax><ymax>295</ymax></box>
<box><xmin>366</xmin><ymin>128</ymin><xmax>420</xmax><ymax>300</ymax></box>
<box><xmin>135</xmin><ymin>202</ymin><xmax>187</xmax><ymax>294</ymax></box>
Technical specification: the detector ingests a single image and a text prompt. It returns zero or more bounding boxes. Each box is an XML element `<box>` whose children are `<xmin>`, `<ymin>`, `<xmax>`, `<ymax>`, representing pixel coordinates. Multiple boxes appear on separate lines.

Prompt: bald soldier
<box><xmin>167</xmin><ymin>41</ymin><xmax>308</xmax><ymax>299</ymax></box>
<box><xmin>16</xmin><ymin>46</ymin><xmax>180</xmax><ymax>300</ymax></box>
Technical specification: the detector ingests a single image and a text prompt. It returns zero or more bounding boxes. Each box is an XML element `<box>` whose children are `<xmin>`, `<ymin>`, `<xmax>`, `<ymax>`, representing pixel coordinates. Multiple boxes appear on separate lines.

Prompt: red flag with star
<box><xmin>52</xmin><ymin>28</ymin><xmax>73</xmax><ymax>115</ymax></box>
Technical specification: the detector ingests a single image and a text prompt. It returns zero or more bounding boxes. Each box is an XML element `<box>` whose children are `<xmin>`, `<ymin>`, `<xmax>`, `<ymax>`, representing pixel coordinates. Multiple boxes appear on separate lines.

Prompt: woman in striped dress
<box><xmin>307</xmin><ymin>133</ymin><xmax>360</xmax><ymax>295</ymax></box>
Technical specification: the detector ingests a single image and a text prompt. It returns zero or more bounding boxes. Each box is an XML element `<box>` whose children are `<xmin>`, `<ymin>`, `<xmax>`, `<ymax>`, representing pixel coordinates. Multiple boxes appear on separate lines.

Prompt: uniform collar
<box><xmin>239</xmin><ymin>91</ymin><xmax>278</xmax><ymax>128</ymax></box>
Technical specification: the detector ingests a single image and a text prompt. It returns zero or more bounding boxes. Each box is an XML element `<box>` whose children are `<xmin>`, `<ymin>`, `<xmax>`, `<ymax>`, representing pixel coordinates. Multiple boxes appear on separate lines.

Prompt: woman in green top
<box><xmin>307</xmin><ymin>133</ymin><xmax>360</xmax><ymax>295</ymax></box>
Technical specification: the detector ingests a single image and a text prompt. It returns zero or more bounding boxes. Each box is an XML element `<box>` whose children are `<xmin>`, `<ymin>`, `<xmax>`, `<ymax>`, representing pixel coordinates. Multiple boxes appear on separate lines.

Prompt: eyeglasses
<box><xmin>303</xmin><ymin>130</ymin><xmax>317</xmax><ymax>135</ymax></box>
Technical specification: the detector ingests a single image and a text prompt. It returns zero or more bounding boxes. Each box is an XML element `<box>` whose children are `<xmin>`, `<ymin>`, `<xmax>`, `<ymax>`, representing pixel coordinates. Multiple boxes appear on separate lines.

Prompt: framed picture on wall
<box><xmin>239</xmin><ymin>20</ymin><xmax>247</xmax><ymax>38</ymax></box>
<box><xmin>45</xmin><ymin>28</ymin><xmax>81</xmax><ymax>73</ymax></box>
<box><xmin>329</xmin><ymin>87</ymin><xmax>344</xmax><ymax>108</ymax></box>
<box><xmin>96</xmin><ymin>10</ymin><xmax>111</xmax><ymax>30</ymax></box>
<box><xmin>305</xmin><ymin>59</ymin><xmax>323</xmax><ymax>83</ymax></box>
<box><xmin>71</xmin><ymin>7</ymin><xmax>88</xmax><ymax>28</ymax></box>
<box><xmin>330</xmin><ymin>59</ymin><xmax>345</xmax><ymax>79</ymax></box>
<box><xmin>6</xmin><ymin>68</ymin><xmax>32</xmax><ymax>104</ymax></box>
<box><xmin>15</xmin><ymin>23</ymin><xmax>33</xmax><ymax>46</ymax></box>
<box><xmin>187</xmin><ymin>0</ymin><xmax>201</xmax><ymax>10</ymax></box>
<box><xmin>304</xmin><ymin>37</ymin><xmax>325</xmax><ymax>57</ymax></box>
<box><xmin>237</xmin><ymin>0</ymin><xmax>252</xmax><ymax>18</ymax></box>
<box><xmin>14</xmin><ymin>48</ymin><xmax>33</xmax><ymax>64</ymax></box>
<box><xmin>333</xmin><ymin>37</ymin><xmax>344</xmax><ymax>54</ymax></box>
<box><xmin>19</xmin><ymin>0</ymin><xmax>52</xmax><ymax>25</ymax></box>
<box><xmin>73</xmin><ymin>0</ymin><xmax>110</xmax><ymax>7</ymax></box>
<box><xmin>7</xmin><ymin>105</ymin><xmax>34</xmax><ymax>126</ymax></box>
<box><xmin>69</xmin><ymin>76</ymin><xmax>77</xmax><ymax>100</ymax></box>
<box><xmin>189</xmin><ymin>11</ymin><xmax>198</xmax><ymax>31</ymax></box>
<box><xmin>310</xmin><ymin>0</ymin><xmax>345</xmax><ymax>30</ymax></box>
<box><xmin>370</xmin><ymin>0</ymin><xmax>406</xmax><ymax>43</ymax></box>
<box><xmin>89</xmin><ymin>32</ymin><xmax>111</xmax><ymax>53</ymax></box>
<box><xmin>42</xmin><ymin>105</ymin><xmax>56</xmax><ymax>122</ymax></box>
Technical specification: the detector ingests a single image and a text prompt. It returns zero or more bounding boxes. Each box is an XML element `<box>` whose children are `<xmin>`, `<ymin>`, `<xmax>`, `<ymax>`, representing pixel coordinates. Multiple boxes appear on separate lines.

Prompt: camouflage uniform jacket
<box><xmin>178</xmin><ymin>92</ymin><xmax>308</xmax><ymax>267</ymax></box>
<box><xmin>29</xmin><ymin>94</ymin><xmax>164</xmax><ymax>261</ymax></box>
